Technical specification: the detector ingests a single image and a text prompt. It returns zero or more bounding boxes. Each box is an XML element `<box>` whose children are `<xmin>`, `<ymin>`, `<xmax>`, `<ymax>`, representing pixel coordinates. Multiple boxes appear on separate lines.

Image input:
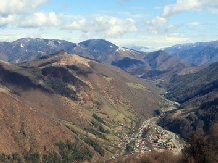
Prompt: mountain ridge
<box><xmin>164</xmin><ymin>40</ymin><xmax>218</xmax><ymax>66</ymax></box>
<box><xmin>0</xmin><ymin>38</ymin><xmax>194</xmax><ymax>86</ymax></box>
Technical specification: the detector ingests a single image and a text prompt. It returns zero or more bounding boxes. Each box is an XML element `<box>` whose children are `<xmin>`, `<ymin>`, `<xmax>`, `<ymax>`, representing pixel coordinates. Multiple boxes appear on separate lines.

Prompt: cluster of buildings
<box><xmin>117</xmin><ymin>117</ymin><xmax>181</xmax><ymax>155</ymax></box>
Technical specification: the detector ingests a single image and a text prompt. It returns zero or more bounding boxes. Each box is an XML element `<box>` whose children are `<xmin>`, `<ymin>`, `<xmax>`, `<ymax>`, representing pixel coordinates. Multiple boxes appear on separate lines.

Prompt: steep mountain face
<box><xmin>164</xmin><ymin>40</ymin><xmax>218</xmax><ymax>66</ymax></box>
<box><xmin>0</xmin><ymin>91</ymin><xmax>79</xmax><ymax>155</ymax></box>
<box><xmin>166</xmin><ymin>62</ymin><xmax>218</xmax><ymax>103</ymax></box>
<box><xmin>158</xmin><ymin>61</ymin><xmax>218</xmax><ymax>138</ymax></box>
<box><xmin>112</xmin><ymin>50</ymin><xmax>193</xmax><ymax>86</ymax></box>
<box><xmin>0</xmin><ymin>51</ymin><xmax>169</xmax><ymax>162</ymax></box>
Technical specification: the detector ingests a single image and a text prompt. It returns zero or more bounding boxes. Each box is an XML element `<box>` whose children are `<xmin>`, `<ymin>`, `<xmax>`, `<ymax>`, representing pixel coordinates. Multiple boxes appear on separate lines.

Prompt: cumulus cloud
<box><xmin>19</xmin><ymin>12</ymin><xmax>60</xmax><ymax>28</ymax></box>
<box><xmin>65</xmin><ymin>18</ymin><xmax>86</xmax><ymax>30</ymax></box>
<box><xmin>161</xmin><ymin>0</ymin><xmax>218</xmax><ymax>18</ymax></box>
<box><xmin>0</xmin><ymin>11</ymin><xmax>138</xmax><ymax>38</ymax></box>
<box><xmin>161</xmin><ymin>0</ymin><xmax>200</xmax><ymax>17</ymax></box>
<box><xmin>146</xmin><ymin>16</ymin><xmax>168</xmax><ymax>35</ymax></box>
<box><xmin>151</xmin><ymin>0</ymin><xmax>218</xmax><ymax>26</ymax></box>
<box><xmin>65</xmin><ymin>16</ymin><xmax>138</xmax><ymax>37</ymax></box>
<box><xmin>0</xmin><ymin>0</ymin><xmax>49</xmax><ymax>16</ymax></box>
<box><xmin>0</xmin><ymin>15</ymin><xmax>17</xmax><ymax>27</ymax></box>
<box><xmin>148</xmin><ymin>0</ymin><xmax>218</xmax><ymax>35</ymax></box>
<box><xmin>151</xmin><ymin>16</ymin><xmax>167</xmax><ymax>26</ymax></box>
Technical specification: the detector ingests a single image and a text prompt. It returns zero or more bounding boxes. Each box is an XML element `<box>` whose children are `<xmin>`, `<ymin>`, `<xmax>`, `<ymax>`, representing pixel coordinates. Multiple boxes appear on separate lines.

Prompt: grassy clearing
<box><xmin>126</xmin><ymin>83</ymin><xmax>147</xmax><ymax>92</ymax></box>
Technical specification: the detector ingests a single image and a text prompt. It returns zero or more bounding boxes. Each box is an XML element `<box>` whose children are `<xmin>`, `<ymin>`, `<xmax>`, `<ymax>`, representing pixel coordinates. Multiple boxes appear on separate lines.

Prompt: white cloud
<box><xmin>161</xmin><ymin>0</ymin><xmax>218</xmax><ymax>18</ymax></box>
<box><xmin>64</xmin><ymin>16</ymin><xmax>138</xmax><ymax>37</ymax></box>
<box><xmin>146</xmin><ymin>16</ymin><xmax>168</xmax><ymax>35</ymax></box>
<box><xmin>0</xmin><ymin>0</ymin><xmax>49</xmax><ymax>16</ymax></box>
<box><xmin>161</xmin><ymin>0</ymin><xmax>200</xmax><ymax>17</ymax></box>
<box><xmin>19</xmin><ymin>12</ymin><xmax>60</xmax><ymax>28</ymax></box>
<box><xmin>148</xmin><ymin>0</ymin><xmax>218</xmax><ymax>35</ymax></box>
<box><xmin>151</xmin><ymin>16</ymin><xmax>167</xmax><ymax>26</ymax></box>
<box><xmin>65</xmin><ymin>18</ymin><xmax>87</xmax><ymax>30</ymax></box>
<box><xmin>0</xmin><ymin>15</ymin><xmax>17</xmax><ymax>27</ymax></box>
<box><xmin>150</xmin><ymin>0</ymin><xmax>218</xmax><ymax>28</ymax></box>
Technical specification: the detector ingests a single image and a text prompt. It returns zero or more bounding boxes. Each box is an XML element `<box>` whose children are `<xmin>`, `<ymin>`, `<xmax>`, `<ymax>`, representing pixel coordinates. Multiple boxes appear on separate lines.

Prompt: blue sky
<box><xmin>0</xmin><ymin>0</ymin><xmax>218</xmax><ymax>49</ymax></box>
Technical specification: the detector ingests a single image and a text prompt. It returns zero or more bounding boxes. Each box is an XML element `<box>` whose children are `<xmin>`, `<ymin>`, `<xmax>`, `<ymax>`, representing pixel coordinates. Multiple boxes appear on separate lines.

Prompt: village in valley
<box><xmin>117</xmin><ymin>117</ymin><xmax>183</xmax><ymax>155</ymax></box>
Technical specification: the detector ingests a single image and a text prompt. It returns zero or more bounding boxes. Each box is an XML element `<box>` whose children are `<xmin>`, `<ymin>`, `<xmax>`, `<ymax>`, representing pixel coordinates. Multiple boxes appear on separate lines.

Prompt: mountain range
<box><xmin>0</xmin><ymin>38</ymin><xmax>138</xmax><ymax>64</ymax></box>
<box><xmin>1</xmin><ymin>38</ymin><xmax>218</xmax><ymax>67</ymax></box>
<box><xmin>164</xmin><ymin>40</ymin><xmax>218</xmax><ymax>66</ymax></box>
<box><xmin>0</xmin><ymin>38</ymin><xmax>195</xmax><ymax>85</ymax></box>
<box><xmin>1</xmin><ymin>38</ymin><xmax>218</xmax><ymax>162</ymax></box>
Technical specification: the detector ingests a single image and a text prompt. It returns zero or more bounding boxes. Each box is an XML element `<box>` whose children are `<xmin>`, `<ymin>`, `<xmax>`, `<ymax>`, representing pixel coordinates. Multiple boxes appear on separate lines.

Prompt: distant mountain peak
<box><xmin>78</xmin><ymin>39</ymin><xmax>118</xmax><ymax>51</ymax></box>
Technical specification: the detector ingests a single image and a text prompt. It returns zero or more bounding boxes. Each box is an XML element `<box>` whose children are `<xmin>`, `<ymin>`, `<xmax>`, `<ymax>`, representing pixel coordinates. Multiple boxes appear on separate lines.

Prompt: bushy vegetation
<box><xmin>42</xmin><ymin>152</ymin><xmax>61</xmax><ymax>163</ymax></box>
<box><xmin>153</xmin><ymin>109</ymin><xmax>161</xmax><ymax>116</ymax></box>
<box><xmin>83</xmin><ymin>137</ymin><xmax>105</xmax><ymax>156</ymax></box>
<box><xmin>0</xmin><ymin>153</ymin><xmax>23</xmax><ymax>163</ymax></box>
<box><xmin>56</xmin><ymin>140</ymin><xmax>93</xmax><ymax>163</ymax></box>
<box><xmin>98</xmin><ymin>125</ymin><xmax>110</xmax><ymax>134</ymax></box>
<box><xmin>65</xmin><ymin>125</ymin><xmax>79</xmax><ymax>135</ymax></box>
<box><xmin>91</xmin><ymin>120</ymin><xmax>110</xmax><ymax>134</ymax></box>
<box><xmin>84</xmin><ymin>127</ymin><xmax>106</xmax><ymax>139</ymax></box>
<box><xmin>92</xmin><ymin>113</ymin><xmax>105</xmax><ymax>124</ymax></box>
<box><xmin>24</xmin><ymin>151</ymin><xmax>40</xmax><ymax>163</ymax></box>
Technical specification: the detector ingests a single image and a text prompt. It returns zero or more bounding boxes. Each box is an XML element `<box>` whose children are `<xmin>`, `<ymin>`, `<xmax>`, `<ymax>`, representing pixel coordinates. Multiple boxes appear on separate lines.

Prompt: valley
<box><xmin>1</xmin><ymin>0</ymin><xmax>218</xmax><ymax>161</ymax></box>
<box><xmin>117</xmin><ymin>117</ymin><xmax>183</xmax><ymax>155</ymax></box>
<box><xmin>105</xmin><ymin>97</ymin><xmax>183</xmax><ymax>160</ymax></box>
<box><xmin>0</xmin><ymin>38</ymin><xmax>217</xmax><ymax>162</ymax></box>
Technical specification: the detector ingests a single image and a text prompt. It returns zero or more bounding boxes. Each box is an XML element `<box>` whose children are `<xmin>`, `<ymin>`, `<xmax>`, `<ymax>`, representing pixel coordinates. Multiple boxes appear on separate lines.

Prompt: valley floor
<box><xmin>109</xmin><ymin>116</ymin><xmax>184</xmax><ymax>161</ymax></box>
